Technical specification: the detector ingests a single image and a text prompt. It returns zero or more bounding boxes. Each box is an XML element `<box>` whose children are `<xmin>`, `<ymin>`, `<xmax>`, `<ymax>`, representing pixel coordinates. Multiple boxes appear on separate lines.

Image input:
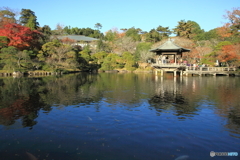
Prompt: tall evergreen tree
<box><xmin>173</xmin><ymin>20</ymin><xmax>194</xmax><ymax>39</ymax></box>
<box><xmin>19</xmin><ymin>9</ymin><xmax>39</xmax><ymax>30</ymax></box>
<box><xmin>173</xmin><ymin>20</ymin><xmax>206</xmax><ymax>40</ymax></box>
<box><xmin>188</xmin><ymin>21</ymin><xmax>205</xmax><ymax>41</ymax></box>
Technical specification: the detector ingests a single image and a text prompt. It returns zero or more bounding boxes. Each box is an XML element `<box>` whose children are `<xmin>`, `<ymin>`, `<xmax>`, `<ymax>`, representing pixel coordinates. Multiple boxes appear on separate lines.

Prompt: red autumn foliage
<box><xmin>0</xmin><ymin>23</ymin><xmax>42</xmax><ymax>50</ymax></box>
<box><xmin>0</xmin><ymin>98</ymin><xmax>31</xmax><ymax>125</ymax></box>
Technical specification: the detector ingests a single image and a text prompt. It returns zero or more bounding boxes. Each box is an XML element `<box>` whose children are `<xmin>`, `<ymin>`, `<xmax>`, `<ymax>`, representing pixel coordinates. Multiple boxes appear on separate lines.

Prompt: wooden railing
<box><xmin>186</xmin><ymin>67</ymin><xmax>236</xmax><ymax>72</ymax></box>
<box><xmin>151</xmin><ymin>63</ymin><xmax>187</xmax><ymax>68</ymax></box>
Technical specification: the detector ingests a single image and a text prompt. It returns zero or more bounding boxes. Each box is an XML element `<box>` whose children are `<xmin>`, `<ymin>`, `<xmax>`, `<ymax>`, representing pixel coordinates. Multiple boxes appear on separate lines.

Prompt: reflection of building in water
<box><xmin>149</xmin><ymin>76</ymin><xmax>198</xmax><ymax>117</ymax></box>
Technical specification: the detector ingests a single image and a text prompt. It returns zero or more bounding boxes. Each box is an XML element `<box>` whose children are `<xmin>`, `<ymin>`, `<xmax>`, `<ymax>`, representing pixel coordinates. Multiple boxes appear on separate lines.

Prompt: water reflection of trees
<box><xmin>149</xmin><ymin>75</ymin><xmax>240</xmax><ymax>137</ymax></box>
<box><xmin>0</xmin><ymin>73</ymin><xmax>153</xmax><ymax>128</ymax></box>
<box><xmin>0</xmin><ymin>73</ymin><xmax>240</xmax><ymax>136</ymax></box>
<box><xmin>92</xmin><ymin>73</ymin><xmax>149</xmax><ymax>104</ymax></box>
<box><xmin>0</xmin><ymin>78</ymin><xmax>46</xmax><ymax>128</ymax></box>
<box><xmin>211</xmin><ymin>77</ymin><xmax>240</xmax><ymax>137</ymax></box>
<box><xmin>0</xmin><ymin>73</ymin><xmax>97</xmax><ymax>128</ymax></box>
<box><xmin>226</xmin><ymin>109</ymin><xmax>240</xmax><ymax>138</ymax></box>
<box><xmin>38</xmin><ymin>73</ymin><xmax>100</xmax><ymax>106</ymax></box>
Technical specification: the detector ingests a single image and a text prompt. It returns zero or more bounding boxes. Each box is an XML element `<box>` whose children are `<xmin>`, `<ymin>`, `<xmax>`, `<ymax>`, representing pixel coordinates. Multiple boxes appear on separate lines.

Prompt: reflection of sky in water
<box><xmin>0</xmin><ymin>74</ymin><xmax>239</xmax><ymax>160</ymax></box>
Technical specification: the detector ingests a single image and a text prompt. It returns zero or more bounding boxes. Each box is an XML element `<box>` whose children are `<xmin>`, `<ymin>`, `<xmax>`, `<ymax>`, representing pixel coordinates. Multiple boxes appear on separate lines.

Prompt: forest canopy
<box><xmin>0</xmin><ymin>7</ymin><xmax>239</xmax><ymax>73</ymax></box>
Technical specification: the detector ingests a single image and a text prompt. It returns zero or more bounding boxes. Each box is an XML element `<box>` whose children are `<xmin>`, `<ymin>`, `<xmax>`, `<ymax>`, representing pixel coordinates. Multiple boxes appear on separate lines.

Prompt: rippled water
<box><xmin>0</xmin><ymin>73</ymin><xmax>239</xmax><ymax>160</ymax></box>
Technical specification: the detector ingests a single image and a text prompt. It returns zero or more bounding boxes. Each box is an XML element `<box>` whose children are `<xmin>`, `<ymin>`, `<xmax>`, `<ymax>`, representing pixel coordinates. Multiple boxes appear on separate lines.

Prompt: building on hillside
<box><xmin>53</xmin><ymin>35</ymin><xmax>99</xmax><ymax>48</ymax></box>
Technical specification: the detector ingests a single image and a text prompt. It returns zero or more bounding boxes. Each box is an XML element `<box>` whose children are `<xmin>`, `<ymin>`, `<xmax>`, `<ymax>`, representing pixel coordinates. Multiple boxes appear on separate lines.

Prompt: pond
<box><xmin>0</xmin><ymin>73</ymin><xmax>239</xmax><ymax>160</ymax></box>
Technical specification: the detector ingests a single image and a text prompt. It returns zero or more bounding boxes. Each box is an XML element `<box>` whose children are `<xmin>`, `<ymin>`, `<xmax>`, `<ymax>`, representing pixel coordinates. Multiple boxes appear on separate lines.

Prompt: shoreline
<box><xmin>0</xmin><ymin>69</ymin><xmax>239</xmax><ymax>77</ymax></box>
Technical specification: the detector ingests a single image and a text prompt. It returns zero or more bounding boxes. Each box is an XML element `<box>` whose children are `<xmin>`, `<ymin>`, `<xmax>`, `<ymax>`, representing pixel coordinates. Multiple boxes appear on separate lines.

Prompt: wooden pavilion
<box><xmin>150</xmin><ymin>38</ymin><xmax>190</xmax><ymax>66</ymax></box>
<box><xmin>150</xmin><ymin>38</ymin><xmax>191</xmax><ymax>76</ymax></box>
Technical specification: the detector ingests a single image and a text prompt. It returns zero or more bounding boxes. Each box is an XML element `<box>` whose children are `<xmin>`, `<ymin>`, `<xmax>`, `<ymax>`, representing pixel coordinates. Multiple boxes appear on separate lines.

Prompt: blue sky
<box><xmin>1</xmin><ymin>0</ymin><xmax>239</xmax><ymax>33</ymax></box>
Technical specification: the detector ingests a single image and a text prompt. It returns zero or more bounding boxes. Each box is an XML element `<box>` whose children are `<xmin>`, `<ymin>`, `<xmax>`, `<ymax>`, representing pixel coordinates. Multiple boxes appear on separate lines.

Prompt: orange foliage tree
<box><xmin>217</xmin><ymin>8</ymin><xmax>240</xmax><ymax>41</ymax></box>
<box><xmin>217</xmin><ymin>44</ymin><xmax>240</xmax><ymax>66</ymax></box>
<box><xmin>216</xmin><ymin>23</ymin><xmax>233</xmax><ymax>40</ymax></box>
<box><xmin>0</xmin><ymin>23</ymin><xmax>42</xmax><ymax>50</ymax></box>
<box><xmin>225</xmin><ymin>7</ymin><xmax>240</xmax><ymax>36</ymax></box>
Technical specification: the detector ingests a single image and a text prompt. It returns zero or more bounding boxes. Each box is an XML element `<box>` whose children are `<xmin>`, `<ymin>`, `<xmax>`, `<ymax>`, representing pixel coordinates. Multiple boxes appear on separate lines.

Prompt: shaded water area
<box><xmin>0</xmin><ymin>73</ymin><xmax>240</xmax><ymax>160</ymax></box>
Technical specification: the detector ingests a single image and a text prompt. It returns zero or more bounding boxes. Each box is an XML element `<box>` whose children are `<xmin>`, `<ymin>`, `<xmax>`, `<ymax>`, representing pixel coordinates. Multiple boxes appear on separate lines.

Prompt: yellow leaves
<box><xmin>66</xmin><ymin>51</ymin><xmax>75</xmax><ymax>58</ymax></box>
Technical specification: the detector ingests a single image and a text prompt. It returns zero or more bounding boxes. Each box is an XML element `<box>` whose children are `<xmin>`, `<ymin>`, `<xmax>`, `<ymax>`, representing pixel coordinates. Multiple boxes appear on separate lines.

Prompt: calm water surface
<box><xmin>0</xmin><ymin>73</ymin><xmax>239</xmax><ymax>160</ymax></box>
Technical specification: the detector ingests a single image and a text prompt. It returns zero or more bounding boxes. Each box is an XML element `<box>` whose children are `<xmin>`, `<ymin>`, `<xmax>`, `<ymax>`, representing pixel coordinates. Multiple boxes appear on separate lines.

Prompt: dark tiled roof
<box><xmin>150</xmin><ymin>39</ymin><xmax>190</xmax><ymax>52</ymax></box>
<box><xmin>56</xmin><ymin>35</ymin><xmax>99</xmax><ymax>42</ymax></box>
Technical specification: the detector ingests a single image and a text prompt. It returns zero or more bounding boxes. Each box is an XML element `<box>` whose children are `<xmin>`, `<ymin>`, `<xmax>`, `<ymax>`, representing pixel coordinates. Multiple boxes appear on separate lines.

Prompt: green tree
<box><xmin>135</xmin><ymin>42</ymin><xmax>153</xmax><ymax>62</ymax></box>
<box><xmin>0</xmin><ymin>46</ymin><xmax>19</xmax><ymax>70</ymax></box>
<box><xmin>37</xmin><ymin>40</ymin><xmax>62</xmax><ymax>61</ymax></box>
<box><xmin>203</xmin><ymin>28</ymin><xmax>219</xmax><ymax>40</ymax></box>
<box><xmin>79</xmin><ymin>47</ymin><xmax>91</xmax><ymax>63</ymax></box>
<box><xmin>120</xmin><ymin>28</ymin><xmax>127</xmax><ymax>32</ymax></box>
<box><xmin>105</xmin><ymin>30</ymin><xmax>118</xmax><ymax>42</ymax></box>
<box><xmin>0</xmin><ymin>36</ymin><xmax>9</xmax><ymax>48</ymax></box>
<box><xmin>173</xmin><ymin>20</ymin><xmax>194</xmax><ymax>39</ymax></box>
<box><xmin>39</xmin><ymin>25</ymin><xmax>52</xmax><ymax>43</ymax></box>
<box><xmin>96</xmin><ymin>39</ymin><xmax>111</xmax><ymax>52</ymax></box>
<box><xmin>173</xmin><ymin>20</ymin><xmax>206</xmax><ymax>40</ymax></box>
<box><xmin>89</xmin><ymin>30</ymin><xmax>103</xmax><ymax>39</ymax></box>
<box><xmin>145</xmin><ymin>29</ymin><xmax>161</xmax><ymax>43</ymax></box>
<box><xmin>125</xmin><ymin>27</ymin><xmax>141</xmax><ymax>41</ymax></box>
<box><xmin>94</xmin><ymin>23</ymin><xmax>102</xmax><ymax>30</ymax></box>
<box><xmin>122</xmin><ymin>52</ymin><xmax>137</xmax><ymax>71</ymax></box>
<box><xmin>63</xmin><ymin>26</ymin><xmax>71</xmax><ymax>34</ymax></box>
<box><xmin>19</xmin><ymin>9</ymin><xmax>39</xmax><ymax>30</ymax></box>
<box><xmin>92</xmin><ymin>51</ymin><xmax>108</xmax><ymax>64</ymax></box>
<box><xmin>15</xmin><ymin>50</ymin><xmax>32</xmax><ymax>69</ymax></box>
<box><xmin>156</xmin><ymin>25</ymin><xmax>172</xmax><ymax>39</ymax></box>
<box><xmin>100</xmin><ymin>53</ymin><xmax>122</xmax><ymax>71</ymax></box>
<box><xmin>38</xmin><ymin>40</ymin><xmax>83</xmax><ymax>70</ymax></box>
<box><xmin>214</xmin><ymin>41</ymin><xmax>232</xmax><ymax>51</ymax></box>
<box><xmin>188</xmin><ymin>21</ymin><xmax>205</xmax><ymax>41</ymax></box>
<box><xmin>104</xmin><ymin>30</ymin><xmax>119</xmax><ymax>52</ymax></box>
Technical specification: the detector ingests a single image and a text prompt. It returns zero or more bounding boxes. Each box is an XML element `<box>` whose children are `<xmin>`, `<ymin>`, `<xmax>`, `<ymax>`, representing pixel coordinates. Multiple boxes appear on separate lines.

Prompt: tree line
<box><xmin>0</xmin><ymin>7</ymin><xmax>239</xmax><ymax>73</ymax></box>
